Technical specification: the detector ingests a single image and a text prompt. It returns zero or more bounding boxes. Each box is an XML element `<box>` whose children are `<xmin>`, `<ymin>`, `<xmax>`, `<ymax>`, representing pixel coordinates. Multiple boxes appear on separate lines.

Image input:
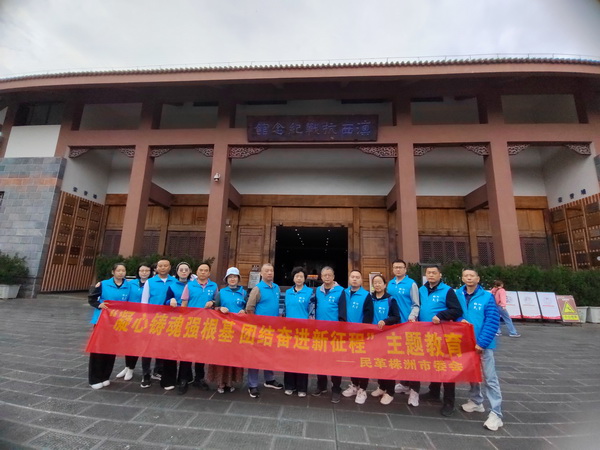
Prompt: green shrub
<box><xmin>95</xmin><ymin>254</ymin><xmax>215</xmax><ymax>280</ymax></box>
<box><xmin>0</xmin><ymin>252</ymin><xmax>29</xmax><ymax>285</ymax></box>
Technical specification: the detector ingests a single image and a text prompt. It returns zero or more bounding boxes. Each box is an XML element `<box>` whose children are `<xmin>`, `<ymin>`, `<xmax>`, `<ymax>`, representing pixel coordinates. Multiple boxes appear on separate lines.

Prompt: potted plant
<box><xmin>0</xmin><ymin>252</ymin><xmax>29</xmax><ymax>299</ymax></box>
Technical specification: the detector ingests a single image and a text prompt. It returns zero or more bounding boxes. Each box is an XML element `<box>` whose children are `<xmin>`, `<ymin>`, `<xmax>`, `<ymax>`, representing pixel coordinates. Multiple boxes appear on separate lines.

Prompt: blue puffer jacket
<box><xmin>455</xmin><ymin>285</ymin><xmax>500</xmax><ymax>349</ymax></box>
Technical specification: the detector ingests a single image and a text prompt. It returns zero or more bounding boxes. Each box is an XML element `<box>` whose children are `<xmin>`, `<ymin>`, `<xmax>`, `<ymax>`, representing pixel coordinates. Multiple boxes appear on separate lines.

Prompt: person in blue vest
<box><xmin>113</xmin><ymin>263</ymin><xmax>152</xmax><ymax>385</ymax></box>
<box><xmin>244</xmin><ymin>263</ymin><xmax>284</xmax><ymax>398</ymax></box>
<box><xmin>283</xmin><ymin>266</ymin><xmax>315</xmax><ymax>397</ymax></box>
<box><xmin>87</xmin><ymin>262</ymin><xmax>131</xmax><ymax>389</ymax></box>
<box><xmin>179</xmin><ymin>262</ymin><xmax>218</xmax><ymax>393</ymax></box>
<box><xmin>368</xmin><ymin>274</ymin><xmax>401</xmax><ymax>406</ymax></box>
<box><xmin>456</xmin><ymin>268</ymin><xmax>504</xmax><ymax>431</ymax></box>
<box><xmin>311</xmin><ymin>266</ymin><xmax>347</xmax><ymax>404</ymax></box>
<box><xmin>387</xmin><ymin>259</ymin><xmax>421</xmax><ymax>407</ymax></box>
<box><xmin>419</xmin><ymin>264</ymin><xmax>463</xmax><ymax>416</ymax></box>
<box><xmin>341</xmin><ymin>270</ymin><xmax>374</xmax><ymax>404</ymax></box>
<box><xmin>166</xmin><ymin>262</ymin><xmax>194</xmax><ymax>395</ymax></box>
<box><xmin>141</xmin><ymin>258</ymin><xmax>178</xmax><ymax>390</ymax></box>
<box><xmin>205</xmin><ymin>267</ymin><xmax>246</xmax><ymax>393</ymax></box>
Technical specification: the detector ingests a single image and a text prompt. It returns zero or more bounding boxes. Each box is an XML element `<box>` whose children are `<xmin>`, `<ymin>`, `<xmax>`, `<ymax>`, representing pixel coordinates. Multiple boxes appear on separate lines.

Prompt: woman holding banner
<box><xmin>87</xmin><ymin>262</ymin><xmax>131</xmax><ymax>390</ymax></box>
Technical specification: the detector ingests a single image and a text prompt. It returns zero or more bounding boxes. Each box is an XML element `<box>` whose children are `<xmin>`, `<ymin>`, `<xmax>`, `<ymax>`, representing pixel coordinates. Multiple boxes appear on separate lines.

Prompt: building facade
<box><xmin>1</xmin><ymin>58</ymin><xmax>599</xmax><ymax>295</ymax></box>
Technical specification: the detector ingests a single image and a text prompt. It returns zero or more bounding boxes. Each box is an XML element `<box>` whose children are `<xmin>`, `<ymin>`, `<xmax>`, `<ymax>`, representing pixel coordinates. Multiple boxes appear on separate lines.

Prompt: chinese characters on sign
<box><xmin>247</xmin><ymin>115</ymin><xmax>379</xmax><ymax>142</ymax></box>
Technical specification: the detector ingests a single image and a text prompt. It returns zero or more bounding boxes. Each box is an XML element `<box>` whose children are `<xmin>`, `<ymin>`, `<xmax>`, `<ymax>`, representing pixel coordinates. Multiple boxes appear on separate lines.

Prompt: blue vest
<box><xmin>285</xmin><ymin>285</ymin><xmax>313</xmax><ymax>320</ymax></box>
<box><xmin>316</xmin><ymin>284</ymin><xmax>344</xmax><ymax>322</ymax></box>
<box><xmin>456</xmin><ymin>285</ymin><xmax>497</xmax><ymax>350</ymax></box>
<box><xmin>168</xmin><ymin>279</ymin><xmax>189</xmax><ymax>306</ymax></box>
<box><xmin>219</xmin><ymin>286</ymin><xmax>247</xmax><ymax>313</ymax></box>
<box><xmin>186</xmin><ymin>279</ymin><xmax>218</xmax><ymax>308</ymax></box>
<box><xmin>372</xmin><ymin>293</ymin><xmax>392</xmax><ymax>324</ymax></box>
<box><xmin>344</xmin><ymin>287</ymin><xmax>369</xmax><ymax>323</ymax></box>
<box><xmin>90</xmin><ymin>278</ymin><xmax>131</xmax><ymax>324</ymax></box>
<box><xmin>387</xmin><ymin>275</ymin><xmax>417</xmax><ymax>323</ymax></box>
<box><xmin>419</xmin><ymin>281</ymin><xmax>452</xmax><ymax>322</ymax></box>
<box><xmin>127</xmin><ymin>279</ymin><xmax>145</xmax><ymax>303</ymax></box>
<box><xmin>146</xmin><ymin>275</ymin><xmax>177</xmax><ymax>305</ymax></box>
<box><xmin>254</xmin><ymin>280</ymin><xmax>281</xmax><ymax>317</ymax></box>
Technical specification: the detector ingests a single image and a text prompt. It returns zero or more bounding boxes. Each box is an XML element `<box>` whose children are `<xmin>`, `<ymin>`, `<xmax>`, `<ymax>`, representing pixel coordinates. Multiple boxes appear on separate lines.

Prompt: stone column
<box><xmin>0</xmin><ymin>103</ymin><xmax>17</xmax><ymax>158</ymax></box>
<box><xmin>203</xmin><ymin>102</ymin><xmax>233</xmax><ymax>279</ymax></box>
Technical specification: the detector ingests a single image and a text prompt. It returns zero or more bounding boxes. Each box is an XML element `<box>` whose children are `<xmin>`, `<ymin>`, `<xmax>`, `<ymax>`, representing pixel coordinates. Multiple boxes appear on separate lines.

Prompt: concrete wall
<box><xmin>4</xmin><ymin>125</ymin><xmax>60</xmax><ymax>158</ymax></box>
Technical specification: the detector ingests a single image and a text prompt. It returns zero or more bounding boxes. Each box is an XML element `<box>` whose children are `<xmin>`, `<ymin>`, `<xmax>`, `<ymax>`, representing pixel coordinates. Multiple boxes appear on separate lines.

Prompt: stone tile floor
<box><xmin>1</xmin><ymin>294</ymin><xmax>599</xmax><ymax>449</ymax></box>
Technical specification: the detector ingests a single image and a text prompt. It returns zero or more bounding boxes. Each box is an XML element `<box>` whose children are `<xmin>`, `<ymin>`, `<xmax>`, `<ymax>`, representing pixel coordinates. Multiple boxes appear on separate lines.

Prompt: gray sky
<box><xmin>0</xmin><ymin>0</ymin><xmax>599</xmax><ymax>78</ymax></box>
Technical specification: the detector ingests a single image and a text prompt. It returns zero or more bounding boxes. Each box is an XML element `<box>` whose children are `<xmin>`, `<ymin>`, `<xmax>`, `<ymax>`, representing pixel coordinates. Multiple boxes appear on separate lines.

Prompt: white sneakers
<box><xmin>355</xmin><ymin>388</ymin><xmax>367</xmax><ymax>404</ymax></box>
<box><xmin>380</xmin><ymin>393</ymin><xmax>394</xmax><ymax>405</ymax></box>
<box><xmin>116</xmin><ymin>367</ymin><xmax>134</xmax><ymax>381</ymax></box>
<box><xmin>408</xmin><ymin>389</ymin><xmax>419</xmax><ymax>407</ymax></box>
<box><xmin>483</xmin><ymin>411</ymin><xmax>504</xmax><ymax>431</ymax></box>
<box><xmin>371</xmin><ymin>387</ymin><xmax>385</xmax><ymax>397</ymax></box>
<box><xmin>90</xmin><ymin>380</ymin><xmax>110</xmax><ymax>390</ymax></box>
<box><xmin>462</xmin><ymin>399</ymin><xmax>485</xmax><ymax>413</ymax></box>
<box><xmin>394</xmin><ymin>383</ymin><xmax>410</xmax><ymax>394</ymax></box>
<box><xmin>342</xmin><ymin>384</ymin><xmax>358</xmax><ymax>397</ymax></box>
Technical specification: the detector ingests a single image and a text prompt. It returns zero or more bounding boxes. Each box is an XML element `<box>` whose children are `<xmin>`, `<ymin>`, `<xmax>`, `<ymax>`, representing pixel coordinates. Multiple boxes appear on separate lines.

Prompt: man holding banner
<box><xmin>456</xmin><ymin>269</ymin><xmax>504</xmax><ymax>431</ymax></box>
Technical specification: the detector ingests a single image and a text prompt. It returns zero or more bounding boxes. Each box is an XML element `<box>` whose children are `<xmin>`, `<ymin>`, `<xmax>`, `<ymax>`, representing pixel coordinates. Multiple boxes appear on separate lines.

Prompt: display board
<box><xmin>536</xmin><ymin>292</ymin><xmax>561</xmax><ymax>320</ymax></box>
<box><xmin>505</xmin><ymin>291</ymin><xmax>523</xmax><ymax>319</ymax></box>
<box><xmin>556</xmin><ymin>295</ymin><xmax>581</xmax><ymax>323</ymax></box>
<box><xmin>517</xmin><ymin>291</ymin><xmax>542</xmax><ymax>319</ymax></box>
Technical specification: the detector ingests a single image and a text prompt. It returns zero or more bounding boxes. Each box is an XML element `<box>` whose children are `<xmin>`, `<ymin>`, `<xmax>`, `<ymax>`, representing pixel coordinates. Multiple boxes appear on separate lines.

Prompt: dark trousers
<box><xmin>351</xmin><ymin>377</ymin><xmax>369</xmax><ymax>389</ymax></box>
<box><xmin>378</xmin><ymin>379</ymin><xmax>395</xmax><ymax>396</ymax></box>
<box><xmin>178</xmin><ymin>361</ymin><xmax>195</xmax><ymax>384</ymax></box>
<box><xmin>317</xmin><ymin>374</ymin><xmax>342</xmax><ymax>394</ymax></box>
<box><xmin>89</xmin><ymin>353</ymin><xmax>116</xmax><ymax>385</ymax></box>
<box><xmin>194</xmin><ymin>362</ymin><xmax>205</xmax><ymax>380</ymax></box>
<box><xmin>125</xmin><ymin>355</ymin><xmax>138</xmax><ymax>369</ymax></box>
<box><xmin>284</xmin><ymin>372</ymin><xmax>308</xmax><ymax>392</ymax></box>
<box><xmin>401</xmin><ymin>379</ymin><xmax>421</xmax><ymax>393</ymax></box>
<box><xmin>160</xmin><ymin>359</ymin><xmax>178</xmax><ymax>388</ymax></box>
<box><xmin>142</xmin><ymin>357</ymin><xmax>163</xmax><ymax>376</ymax></box>
<box><xmin>428</xmin><ymin>382</ymin><xmax>455</xmax><ymax>406</ymax></box>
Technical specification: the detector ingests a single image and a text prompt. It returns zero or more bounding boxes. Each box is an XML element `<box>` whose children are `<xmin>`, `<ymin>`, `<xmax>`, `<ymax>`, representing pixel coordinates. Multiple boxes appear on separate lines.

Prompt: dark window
<box><xmin>15</xmin><ymin>102</ymin><xmax>64</xmax><ymax>125</ymax></box>
<box><xmin>166</xmin><ymin>231</ymin><xmax>205</xmax><ymax>259</ymax></box>
<box><xmin>142</xmin><ymin>231</ymin><xmax>161</xmax><ymax>256</ymax></box>
<box><xmin>420</xmin><ymin>236</ymin><xmax>469</xmax><ymax>264</ymax></box>
<box><xmin>477</xmin><ymin>237</ymin><xmax>495</xmax><ymax>266</ymax></box>
<box><xmin>521</xmin><ymin>237</ymin><xmax>551</xmax><ymax>268</ymax></box>
<box><xmin>101</xmin><ymin>230</ymin><xmax>122</xmax><ymax>256</ymax></box>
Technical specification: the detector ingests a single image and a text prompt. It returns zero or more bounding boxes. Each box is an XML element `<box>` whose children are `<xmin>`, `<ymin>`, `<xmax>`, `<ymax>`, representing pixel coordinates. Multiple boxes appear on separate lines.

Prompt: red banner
<box><xmin>86</xmin><ymin>302</ymin><xmax>482</xmax><ymax>382</ymax></box>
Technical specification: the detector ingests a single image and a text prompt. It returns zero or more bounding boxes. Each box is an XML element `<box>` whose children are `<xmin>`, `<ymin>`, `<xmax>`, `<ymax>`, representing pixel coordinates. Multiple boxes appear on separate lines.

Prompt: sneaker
<box><xmin>264</xmin><ymin>380</ymin><xmax>284</xmax><ymax>390</ymax></box>
<box><xmin>509</xmin><ymin>333</ymin><xmax>521</xmax><ymax>338</ymax></box>
<box><xmin>151</xmin><ymin>371</ymin><xmax>162</xmax><ymax>380</ymax></box>
<box><xmin>441</xmin><ymin>404</ymin><xmax>456</xmax><ymax>416</ymax></box>
<box><xmin>193</xmin><ymin>378</ymin><xmax>209</xmax><ymax>390</ymax></box>
<box><xmin>284</xmin><ymin>389</ymin><xmax>294</xmax><ymax>396</ymax></box>
<box><xmin>228</xmin><ymin>386</ymin><xmax>236</xmax><ymax>393</ymax></box>
<box><xmin>140</xmin><ymin>374</ymin><xmax>151</xmax><ymax>389</ymax></box>
<box><xmin>177</xmin><ymin>381</ymin><xmax>188</xmax><ymax>395</ymax></box>
<box><xmin>102</xmin><ymin>380</ymin><xmax>110</xmax><ymax>387</ymax></box>
<box><xmin>298</xmin><ymin>392</ymin><xmax>307</xmax><ymax>398</ymax></box>
<box><xmin>163</xmin><ymin>385</ymin><xmax>175</xmax><ymax>391</ymax></box>
<box><xmin>124</xmin><ymin>368</ymin><xmax>134</xmax><ymax>381</ymax></box>
<box><xmin>371</xmin><ymin>387</ymin><xmax>386</xmax><ymax>397</ymax></box>
<box><xmin>90</xmin><ymin>382</ymin><xmax>104</xmax><ymax>390</ymax></box>
<box><xmin>462</xmin><ymin>399</ymin><xmax>485</xmax><ymax>413</ymax></box>
<box><xmin>248</xmin><ymin>387</ymin><xmax>260</xmax><ymax>398</ymax></box>
<box><xmin>355</xmin><ymin>388</ymin><xmax>367</xmax><ymax>404</ymax></box>
<box><xmin>331</xmin><ymin>392</ymin><xmax>341</xmax><ymax>404</ymax></box>
<box><xmin>483</xmin><ymin>411</ymin><xmax>504</xmax><ymax>431</ymax></box>
<box><xmin>311</xmin><ymin>389</ymin><xmax>327</xmax><ymax>397</ymax></box>
<box><xmin>116</xmin><ymin>367</ymin><xmax>128</xmax><ymax>378</ymax></box>
<box><xmin>342</xmin><ymin>384</ymin><xmax>358</xmax><ymax>397</ymax></box>
<box><xmin>394</xmin><ymin>383</ymin><xmax>410</xmax><ymax>394</ymax></box>
<box><xmin>408</xmin><ymin>389</ymin><xmax>419</xmax><ymax>407</ymax></box>
<box><xmin>495</xmin><ymin>332</ymin><xmax>502</xmax><ymax>336</ymax></box>
<box><xmin>380</xmin><ymin>393</ymin><xmax>394</xmax><ymax>405</ymax></box>
<box><xmin>217</xmin><ymin>387</ymin><xmax>225</xmax><ymax>394</ymax></box>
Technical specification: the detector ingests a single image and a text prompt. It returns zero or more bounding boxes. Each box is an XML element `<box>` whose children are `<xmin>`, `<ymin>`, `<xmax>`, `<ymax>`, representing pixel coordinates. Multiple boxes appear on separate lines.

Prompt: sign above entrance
<box><xmin>247</xmin><ymin>115</ymin><xmax>378</xmax><ymax>142</ymax></box>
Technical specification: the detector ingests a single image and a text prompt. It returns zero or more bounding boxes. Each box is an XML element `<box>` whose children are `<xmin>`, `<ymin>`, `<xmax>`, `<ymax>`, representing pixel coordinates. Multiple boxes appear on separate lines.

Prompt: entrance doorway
<box><xmin>274</xmin><ymin>226</ymin><xmax>348</xmax><ymax>287</ymax></box>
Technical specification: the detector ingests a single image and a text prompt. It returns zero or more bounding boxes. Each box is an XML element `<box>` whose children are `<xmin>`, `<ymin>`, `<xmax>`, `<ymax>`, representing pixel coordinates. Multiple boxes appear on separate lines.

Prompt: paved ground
<box><xmin>0</xmin><ymin>294</ymin><xmax>599</xmax><ymax>450</ymax></box>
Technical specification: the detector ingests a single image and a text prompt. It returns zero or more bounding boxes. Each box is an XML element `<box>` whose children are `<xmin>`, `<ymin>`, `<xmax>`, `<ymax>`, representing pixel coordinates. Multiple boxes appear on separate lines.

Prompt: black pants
<box><xmin>428</xmin><ymin>382</ymin><xmax>455</xmax><ymax>406</ymax></box>
<box><xmin>351</xmin><ymin>377</ymin><xmax>369</xmax><ymax>389</ymax></box>
<box><xmin>142</xmin><ymin>357</ymin><xmax>163</xmax><ymax>376</ymax></box>
<box><xmin>284</xmin><ymin>372</ymin><xmax>308</xmax><ymax>392</ymax></box>
<box><xmin>401</xmin><ymin>379</ymin><xmax>421</xmax><ymax>393</ymax></box>
<box><xmin>317</xmin><ymin>374</ymin><xmax>342</xmax><ymax>394</ymax></box>
<box><xmin>89</xmin><ymin>353</ymin><xmax>116</xmax><ymax>385</ymax></box>
<box><xmin>177</xmin><ymin>361</ymin><xmax>198</xmax><ymax>384</ymax></box>
<box><xmin>194</xmin><ymin>362</ymin><xmax>205</xmax><ymax>380</ymax></box>
<box><xmin>160</xmin><ymin>359</ymin><xmax>178</xmax><ymax>388</ymax></box>
<box><xmin>125</xmin><ymin>355</ymin><xmax>138</xmax><ymax>369</ymax></box>
<box><xmin>378</xmin><ymin>379</ymin><xmax>395</xmax><ymax>396</ymax></box>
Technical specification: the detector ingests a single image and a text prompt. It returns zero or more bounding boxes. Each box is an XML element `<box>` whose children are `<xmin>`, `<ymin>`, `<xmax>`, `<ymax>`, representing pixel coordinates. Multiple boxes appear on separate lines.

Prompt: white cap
<box><xmin>224</xmin><ymin>267</ymin><xmax>241</xmax><ymax>282</ymax></box>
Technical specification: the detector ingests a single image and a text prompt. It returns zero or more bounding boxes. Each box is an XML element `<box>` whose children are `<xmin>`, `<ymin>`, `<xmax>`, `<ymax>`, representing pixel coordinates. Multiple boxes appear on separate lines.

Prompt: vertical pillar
<box><xmin>118</xmin><ymin>101</ymin><xmax>158</xmax><ymax>257</ymax></box>
<box><xmin>204</xmin><ymin>101</ymin><xmax>233</xmax><ymax>279</ymax></box>
<box><xmin>0</xmin><ymin>103</ymin><xmax>17</xmax><ymax>158</ymax></box>
<box><xmin>393</xmin><ymin>97</ymin><xmax>420</xmax><ymax>262</ymax></box>
<box><xmin>483</xmin><ymin>92</ymin><xmax>522</xmax><ymax>265</ymax></box>
<box><xmin>54</xmin><ymin>101</ymin><xmax>84</xmax><ymax>157</ymax></box>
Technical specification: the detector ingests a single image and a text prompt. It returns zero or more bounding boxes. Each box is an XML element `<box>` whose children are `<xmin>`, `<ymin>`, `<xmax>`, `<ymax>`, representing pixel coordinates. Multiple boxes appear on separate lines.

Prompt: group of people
<box><xmin>88</xmin><ymin>258</ymin><xmax>515</xmax><ymax>431</ymax></box>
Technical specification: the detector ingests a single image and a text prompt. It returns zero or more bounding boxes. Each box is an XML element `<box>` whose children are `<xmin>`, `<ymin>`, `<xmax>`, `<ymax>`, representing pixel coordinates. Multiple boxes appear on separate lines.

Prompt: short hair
<box><xmin>291</xmin><ymin>266</ymin><xmax>307</xmax><ymax>279</ymax></box>
<box><xmin>349</xmin><ymin>269</ymin><xmax>362</xmax><ymax>276</ymax></box>
<box><xmin>321</xmin><ymin>266</ymin><xmax>334</xmax><ymax>274</ymax></box>
<box><xmin>261</xmin><ymin>263</ymin><xmax>274</xmax><ymax>271</ymax></box>
<box><xmin>462</xmin><ymin>267</ymin><xmax>479</xmax><ymax>275</ymax></box>
<box><xmin>136</xmin><ymin>263</ymin><xmax>152</xmax><ymax>280</ymax></box>
<box><xmin>392</xmin><ymin>259</ymin><xmax>407</xmax><ymax>267</ymax></box>
<box><xmin>112</xmin><ymin>262</ymin><xmax>127</xmax><ymax>271</ymax></box>
<box><xmin>198</xmin><ymin>262</ymin><xmax>212</xmax><ymax>271</ymax></box>
<box><xmin>425</xmin><ymin>264</ymin><xmax>441</xmax><ymax>272</ymax></box>
<box><xmin>372</xmin><ymin>274</ymin><xmax>387</xmax><ymax>284</ymax></box>
<box><xmin>494</xmin><ymin>280</ymin><xmax>504</xmax><ymax>287</ymax></box>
